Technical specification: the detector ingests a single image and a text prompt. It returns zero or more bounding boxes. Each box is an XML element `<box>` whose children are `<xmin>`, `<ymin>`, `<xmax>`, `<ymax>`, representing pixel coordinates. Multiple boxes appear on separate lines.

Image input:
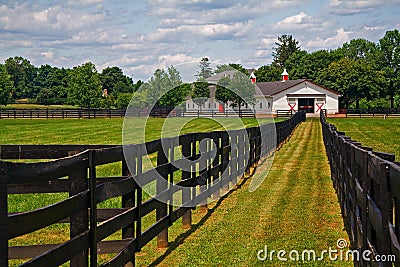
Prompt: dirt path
<box><xmin>136</xmin><ymin>118</ymin><xmax>350</xmax><ymax>266</ymax></box>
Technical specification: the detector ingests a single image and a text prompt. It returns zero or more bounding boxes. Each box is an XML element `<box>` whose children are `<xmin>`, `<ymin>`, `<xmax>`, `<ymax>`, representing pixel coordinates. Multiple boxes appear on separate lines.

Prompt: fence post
<box><xmin>230</xmin><ymin>131</ymin><xmax>238</xmax><ymax>185</ymax></box>
<box><xmin>122</xmin><ymin>159</ymin><xmax>134</xmax><ymax>236</ymax></box>
<box><xmin>181</xmin><ymin>135</ymin><xmax>192</xmax><ymax>229</ymax></box>
<box><xmin>88</xmin><ymin>150</ymin><xmax>97</xmax><ymax>267</ymax></box>
<box><xmin>68</xmin><ymin>150</ymin><xmax>89</xmax><ymax>267</ymax></box>
<box><xmin>211</xmin><ymin>132</ymin><xmax>220</xmax><ymax>199</ymax></box>
<box><xmin>198</xmin><ymin>134</ymin><xmax>208</xmax><ymax>212</ymax></box>
<box><xmin>0</xmin><ymin>162</ymin><xmax>7</xmax><ymax>267</ymax></box>
<box><xmin>221</xmin><ymin>131</ymin><xmax>230</xmax><ymax>192</ymax></box>
<box><xmin>121</xmin><ymin>155</ymin><xmax>136</xmax><ymax>267</ymax></box>
<box><xmin>156</xmin><ymin>141</ymin><xmax>168</xmax><ymax>248</ymax></box>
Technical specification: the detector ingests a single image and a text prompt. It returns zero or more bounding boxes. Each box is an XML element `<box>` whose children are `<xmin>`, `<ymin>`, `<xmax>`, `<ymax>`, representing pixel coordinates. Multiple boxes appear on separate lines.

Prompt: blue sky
<box><xmin>0</xmin><ymin>0</ymin><xmax>399</xmax><ymax>81</ymax></box>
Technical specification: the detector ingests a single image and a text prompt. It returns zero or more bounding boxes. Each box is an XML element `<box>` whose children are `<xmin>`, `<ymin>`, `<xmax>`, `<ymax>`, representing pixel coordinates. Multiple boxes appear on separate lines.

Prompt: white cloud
<box><xmin>325</xmin><ymin>0</ymin><xmax>400</xmax><ymax>15</ymax></box>
<box><xmin>67</xmin><ymin>0</ymin><xmax>103</xmax><ymax>8</ymax></box>
<box><xmin>274</xmin><ymin>12</ymin><xmax>329</xmax><ymax>31</ymax></box>
<box><xmin>40</xmin><ymin>52</ymin><xmax>54</xmax><ymax>59</ymax></box>
<box><xmin>306</xmin><ymin>28</ymin><xmax>352</xmax><ymax>48</ymax></box>
<box><xmin>0</xmin><ymin>3</ymin><xmax>105</xmax><ymax>35</ymax></box>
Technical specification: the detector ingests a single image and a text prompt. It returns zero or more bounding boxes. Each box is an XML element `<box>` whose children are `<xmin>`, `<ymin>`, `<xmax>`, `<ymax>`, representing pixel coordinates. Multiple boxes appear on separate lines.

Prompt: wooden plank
<box><xmin>181</xmin><ymin>134</ymin><xmax>192</xmax><ymax>228</ymax></box>
<box><xmin>68</xmin><ymin>156</ymin><xmax>88</xmax><ymax>267</ymax></box>
<box><xmin>100</xmin><ymin>238</ymin><xmax>138</xmax><ymax>267</ymax></box>
<box><xmin>156</xmin><ymin>141</ymin><xmax>169</xmax><ymax>248</ymax></box>
<box><xmin>96</xmin><ymin>206</ymin><xmax>137</xmax><ymax>241</ymax></box>
<box><xmin>8</xmin><ymin>179</ymin><xmax>70</xmax><ymax>194</ymax></box>
<box><xmin>93</xmin><ymin>146</ymin><xmax>124</xmax><ymax>165</ymax></box>
<box><xmin>8</xmin><ymin>191</ymin><xmax>89</xmax><ymax>239</ymax></box>
<box><xmin>19</xmin><ymin>230</ymin><xmax>90</xmax><ymax>267</ymax></box>
<box><xmin>0</xmin><ymin>145</ymin><xmax>115</xmax><ymax>159</ymax></box>
<box><xmin>95</xmin><ymin>177</ymin><xmax>136</xmax><ymax>204</ymax></box>
<box><xmin>388</xmin><ymin>162</ymin><xmax>400</xmax><ymax>198</ymax></box>
<box><xmin>367</xmin><ymin>195</ymin><xmax>383</xmax><ymax>235</ymax></box>
<box><xmin>6</xmin><ymin>151</ymin><xmax>89</xmax><ymax>184</ymax></box>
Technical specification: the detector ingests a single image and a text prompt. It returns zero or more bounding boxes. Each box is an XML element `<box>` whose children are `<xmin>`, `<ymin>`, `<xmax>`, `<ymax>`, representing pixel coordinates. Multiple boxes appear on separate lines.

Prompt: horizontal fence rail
<box><xmin>0</xmin><ymin>112</ymin><xmax>305</xmax><ymax>266</ymax></box>
<box><xmin>0</xmin><ymin>108</ymin><xmax>260</xmax><ymax>119</ymax></box>
<box><xmin>346</xmin><ymin>108</ymin><xmax>400</xmax><ymax>118</ymax></box>
<box><xmin>320</xmin><ymin>111</ymin><xmax>400</xmax><ymax>266</ymax></box>
<box><xmin>181</xmin><ymin>109</ymin><xmax>255</xmax><ymax>118</ymax></box>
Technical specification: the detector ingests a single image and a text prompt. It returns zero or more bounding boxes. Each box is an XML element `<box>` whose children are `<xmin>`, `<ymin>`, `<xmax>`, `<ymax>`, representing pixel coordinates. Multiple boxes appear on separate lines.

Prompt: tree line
<box><xmin>257</xmin><ymin>30</ymin><xmax>400</xmax><ymax>109</ymax></box>
<box><xmin>0</xmin><ymin>59</ymin><xmax>143</xmax><ymax>108</ymax></box>
<box><xmin>0</xmin><ymin>29</ymin><xmax>399</xmax><ymax>110</ymax></box>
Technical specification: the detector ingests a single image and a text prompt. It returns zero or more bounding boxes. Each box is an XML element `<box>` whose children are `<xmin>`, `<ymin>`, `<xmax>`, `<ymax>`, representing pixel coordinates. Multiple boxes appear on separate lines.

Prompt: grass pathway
<box><xmin>135</xmin><ymin>118</ymin><xmax>350</xmax><ymax>266</ymax></box>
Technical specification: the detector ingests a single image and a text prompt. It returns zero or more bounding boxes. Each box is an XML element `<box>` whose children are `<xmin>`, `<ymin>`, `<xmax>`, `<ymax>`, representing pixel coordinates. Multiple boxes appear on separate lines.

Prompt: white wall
<box><xmin>269</xmin><ymin>81</ymin><xmax>339</xmax><ymax>114</ymax></box>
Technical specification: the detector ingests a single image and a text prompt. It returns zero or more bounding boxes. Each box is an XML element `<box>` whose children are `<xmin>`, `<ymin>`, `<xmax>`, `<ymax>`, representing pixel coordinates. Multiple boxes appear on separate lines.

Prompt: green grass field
<box><xmin>328</xmin><ymin>118</ymin><xmax>400</xmax><ymax>160</ymax></box>
<box><xmin>0</xmin><ymin>117</ymin><xmax>275</xmax><ymax>144</ymax></box>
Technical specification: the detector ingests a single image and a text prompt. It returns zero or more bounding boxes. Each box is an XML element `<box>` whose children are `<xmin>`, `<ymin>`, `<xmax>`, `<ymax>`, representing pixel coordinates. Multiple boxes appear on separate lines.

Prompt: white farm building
<box><xmin>185</xmin><ymin>69</ymin><xmax>341</xmax><ymax>116</ymax></box>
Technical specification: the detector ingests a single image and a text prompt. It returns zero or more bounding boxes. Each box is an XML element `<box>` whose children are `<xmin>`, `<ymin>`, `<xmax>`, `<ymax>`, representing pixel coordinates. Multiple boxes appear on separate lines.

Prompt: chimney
<box><xmin>281</xmin><ymin>68</ymin><xmax>289</xmax><ymax>82</ymax></box>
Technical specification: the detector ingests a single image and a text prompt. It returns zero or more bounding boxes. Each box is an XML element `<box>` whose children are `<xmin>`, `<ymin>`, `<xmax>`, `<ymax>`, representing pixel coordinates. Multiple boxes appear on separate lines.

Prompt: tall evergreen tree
<box><xmin>195</xmin><ymin>57</ymin><xmax>213</xmax><ymax>79</ymax></box>
<box><xmin>272</xmin><ymin>34</ymin><xmax>300</xmax><ymax>68</ymax></box>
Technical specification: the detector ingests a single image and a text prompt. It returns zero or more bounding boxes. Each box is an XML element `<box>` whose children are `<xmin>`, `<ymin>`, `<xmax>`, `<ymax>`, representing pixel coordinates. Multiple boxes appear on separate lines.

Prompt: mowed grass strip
<box><xmin>328</xmin><ymin>118</ymin><xmax>400</xmax><ymax>160</ymax></box>
<box><xmin>134</xmin><ymin>118</ymin><xmax>350</xmax><ymax>267</ymax></box>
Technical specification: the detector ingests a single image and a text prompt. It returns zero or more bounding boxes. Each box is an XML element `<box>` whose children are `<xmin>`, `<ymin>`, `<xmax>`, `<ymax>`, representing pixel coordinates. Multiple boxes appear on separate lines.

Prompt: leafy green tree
<box><xmin>144</xmin><ymin>66</ymin><xmax>183</xmax><ymax>107</ymax></box>
<box><xmin>159</xmin><ymin>83</ymin><xmax>191</xmax><ymax>107</ymax></box>
<box><xmin>254</xmin><ymin>65</ymin><xmax>282</xmax><ymax>82</ymax></box>
<box><xmin>215</xmin><ymin>63</ymin><xmax>248</xmax><ymax>75</ymax></box>
<box><xmin>133</xmin><ymin>80</ymin><xmax>143</xmax><ymax>92</ymax></box>
<box><xmin>191</xmin><ymin>78</ymin><xmax>210</xmax><ymax>111</ymax></box>
<box><xmin>226</xmin><ymin>72</ymin><xmax>255</xmax><ymax>112</ymax></box>
<box><xmin>272</xmin><ymin>34</ymin><xmax>300</xmax><ymax>68</ymax></box>
<box><xmin>379</xmin><ymin>29</ymin><xmax>400</xmax><ymax>108</ymax></box>
<box><xmin>100</xmin><ymin>66</ymin><xmax>134</xmax><ymax>97</ymax></box>
<box><xmin>215</xmin><ymin>75</ymin><xmax>232</xmax><ymax>106</ymax></box>
<box><xmin>195</xmin><ymin>57</ymin><xmax>213</xmax><ymax>79</ymax></box>
<box><xmin>116</xmin><ymin>92</ymin><xmax>134</xmax><ymax>109</ymax></box>
<box><xmin>316</xmin><ymin>58</ymin><xmax>383</xmax><ymax>109</ymax></box>
<box><xmin>68</xmin><ymin>62</ymin><xmax>102</xmax><ymax>108</ymax></box>
<box><xmin>342</xmin><ymin>38</ymin><xmax>378</xmax><ymax>63</ymax></box>
<box><xmin>286</xmin><ymin>50</ymin><xmax>338</xmax><ymax>81</ymax></box>
<box><xmin>0</xmin><ymin>64</ymin><xmax>13</xmax><ymax>106</ymax></box>
<box><xmin>4</xmin><ymin>56</ymin><xmax>36</xmax><ymax>99</ymax></box>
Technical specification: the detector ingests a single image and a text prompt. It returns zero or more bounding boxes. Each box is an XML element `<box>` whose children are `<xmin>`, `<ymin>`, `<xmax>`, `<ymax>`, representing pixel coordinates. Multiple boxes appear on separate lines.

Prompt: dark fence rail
<box><xmin>0</xmin><ymin>108</ymin><xmax>126</xmax><ymax>119</ymax></box>
<box><xmin>181</xmin><ymin>109</ymin><xmax>255</xmax><ymax>118</ymax></box>
<box><xmin>321</xmin><ymin>111</ymin><xmax>400</xmax><ymax>266</ymax></box>
<box><xmin>0</xmin><ymin>108</ymin><xmax>258</xmax><ymax>119</ymax></box>
<box><xmin>276</xmin><ymin>110</ymin><xmax>295</xmax><ymax>118</ymax></box>
<box><xmin>0</xmin><ymin>112</ymin><xmax>305</xmax><ymax>267</ymax></box>
<box><xmin>345</xmin><ymin>108</ymin><xmax>400</xmax><ymax>118</ymax></box>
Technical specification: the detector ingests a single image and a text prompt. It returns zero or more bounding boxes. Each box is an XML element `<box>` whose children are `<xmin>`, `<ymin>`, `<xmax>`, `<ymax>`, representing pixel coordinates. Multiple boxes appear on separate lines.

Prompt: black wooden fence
<box><xmin>0</xmin><ymin>112</ymin><xmax>305</xmax><ymax>266</ymax></box>
<box><xmin>321</xmin><ymin>111</ymin><xmax>400</xmax><ymax>266</ymax></box>
<box><xmin>346</xmin><ymin>108</ymin><xmax>400</xmax><ymax>118</ymax></box>
<box><xmin>0</xmin><ymin>108</ymin><xmax>257</xmax><ymax>119</ymax></box>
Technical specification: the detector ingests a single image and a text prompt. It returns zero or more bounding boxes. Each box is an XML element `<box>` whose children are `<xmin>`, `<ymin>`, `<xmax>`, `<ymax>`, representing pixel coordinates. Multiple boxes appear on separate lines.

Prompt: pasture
<box><xmin>0</xmin><ymin>117</ymin><xmax>274</xmax><ymax>145</ymax></box>
<box><xmin>328</xmin><ymin>118</ymin><xmax>400</xmax><ymax>160</ymax></box>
